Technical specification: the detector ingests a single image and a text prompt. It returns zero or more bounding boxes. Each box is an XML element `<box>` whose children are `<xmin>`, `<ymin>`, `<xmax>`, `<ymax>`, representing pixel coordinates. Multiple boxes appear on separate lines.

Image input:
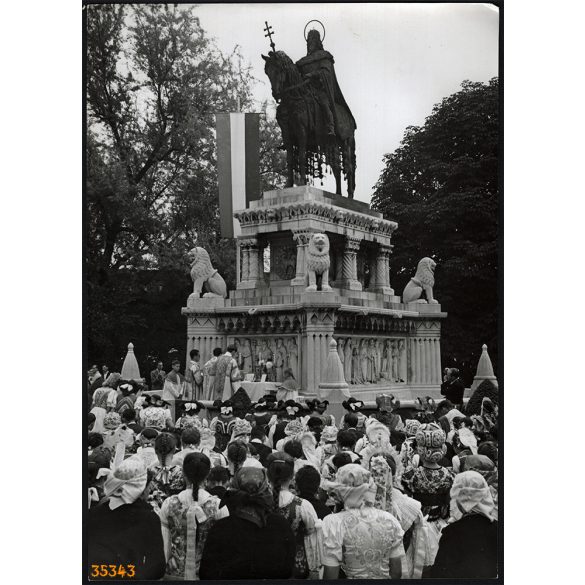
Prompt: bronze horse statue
<box><xmin>262</xmin><ymin>50</ymin><xmax>357</xmax><ymax>198</ymax></box>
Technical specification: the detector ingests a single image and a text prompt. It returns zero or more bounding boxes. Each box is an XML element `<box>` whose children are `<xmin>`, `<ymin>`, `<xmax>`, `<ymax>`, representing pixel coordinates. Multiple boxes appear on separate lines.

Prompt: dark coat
<box><xmin>441</xmin><ymin>377</ymin><xmax>465</xmax><ymax>405</ymax></box>
<box><xmin>431</xmin><ymin>514</ymin><xmax>498</xmax><ymax>579</ymax></box>
<box><xmin>199</xmin><ymin>514</ymin><xmax>296</xmax><ymax>580</ymax></box>
<box><xmin>87</xmin><ymin>499</ymin><xmax>166</xmax><ymax>580</ymax></box>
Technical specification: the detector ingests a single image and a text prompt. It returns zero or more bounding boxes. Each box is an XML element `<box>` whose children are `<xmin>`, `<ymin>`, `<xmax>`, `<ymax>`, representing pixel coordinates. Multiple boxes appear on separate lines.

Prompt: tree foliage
<box><xmin>372</xmin><ymin>79</ymin><xmax>499</xmax><ymax>384</ymax></box>
<box><xmin>86</xmin><ymin>4</ymin><xmax>284</xmax><ymax>370</ymax></box>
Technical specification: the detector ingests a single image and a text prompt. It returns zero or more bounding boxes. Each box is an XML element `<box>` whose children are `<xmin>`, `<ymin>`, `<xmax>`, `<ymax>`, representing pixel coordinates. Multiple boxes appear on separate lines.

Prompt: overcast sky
<box><xmin>194</xmin><ymin>2</ymin><xmax>499</xmax><ymax>203</ymax></box>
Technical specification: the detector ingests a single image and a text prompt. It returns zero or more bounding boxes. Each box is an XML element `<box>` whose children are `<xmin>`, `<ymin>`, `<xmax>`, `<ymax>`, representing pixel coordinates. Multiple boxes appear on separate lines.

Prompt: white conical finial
<box><xmin>318</xmin><ymin>338</ymin><xmax>350</xmax><ymax>395</ymax></box>
<box><xmin>121</xmin><ymin>342</ymin><xmax>142</xmax><ymax>382</ymax></box>
<box><xmin>471</xmin><ymin>344</ymin><xmax>498</xmax><ymax>391</ymax></box>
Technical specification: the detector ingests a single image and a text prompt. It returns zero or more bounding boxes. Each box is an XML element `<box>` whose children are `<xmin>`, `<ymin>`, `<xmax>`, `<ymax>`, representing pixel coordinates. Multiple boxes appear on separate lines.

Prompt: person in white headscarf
<box><xmin>431</xmin><ymin>470</ymin><xmax>498</xmax><ymax>579</ymax></box>
<box><xmin>321</xmin><ymin>464</ymin><xmax>404</xmax><ymax>579</ymax></box>
<box><xmin>87</xmin><ymin>458</ymin><xmax>166</xmax><ymax>580</ymax></box>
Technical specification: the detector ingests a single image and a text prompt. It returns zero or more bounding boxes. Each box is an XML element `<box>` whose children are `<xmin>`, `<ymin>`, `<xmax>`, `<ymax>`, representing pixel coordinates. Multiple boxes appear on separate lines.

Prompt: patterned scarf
<box><xmin>222</xmin><ymin>467</ymin><xmax>274</xmax><ymax>528</ymax></box>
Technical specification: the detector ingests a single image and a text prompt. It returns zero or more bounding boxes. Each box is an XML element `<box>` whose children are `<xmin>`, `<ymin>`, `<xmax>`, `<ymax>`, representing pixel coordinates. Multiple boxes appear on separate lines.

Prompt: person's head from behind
<box><xmin>250</xmin><ymin>425</ymin><xmax>267</xmax><ymax>443</ymax></box>
<box><xmin>227</xmin><ymin>343</ymin><xmax>237</xmax><ymax>356</ymax></box>
<box><xmin>121</xmin><ymin>408</ymin><xmax>136</xmax><ymax>424</ymax></box>
<box><xmin>213</xmin><ymin>347</ymin><xmax>223</xmax><ymax>357</ymax></box>
<box><xmin>181</xmin><ymin>428</ymin><xmax>201</xmax><ymax>449</ymax></box>
<box><xmin>183</xmin><ymin>452</ymin><xmax>211</xmax><ymax>499</ymax></box>
<box><xmin>190</xmin><ymin>349</ymin><xmax>200</xmax><ymax>362</ymax></box>
<box><xmin>104</xmin><ymin>372</ymin><xmax>121</xmax><ymax>389</ymax></box>
<box><xmin>155</xmin><ymin>432</ymin><xmax>177</xmax><ymax>465</ymax></box>
<box><xmin>227</xmin><ymin>440</ymin><xmax>249</xmax><ymax>475</ymax></box>
<box><xmin>337</xmin><ymin>429</ymin><xmax>357</xmax><ymax>452</ymax></box>
<box><xmin>88</xmin><ymin>412</ymin><xmax>96</xmax><ymax>431</ymax></box>
<box><xmin>331</xmin><ymin>452</ymin><xmax>352</xmax><ymax>471</ymax></box>
<box><xmin>104</xmin><ymin>458</ymin><xmax>148</xmax><ymax>505</ymax></box>
<box><xmin>435</xmin><ymin>399</ymin><xmax>454</xmax><ymax>420</ymax></box>
<box><xmin>88</xmin><ymin>432</ymin><xmax>104</xmax><ymax>450</ymax></box>
<box><xmin>453</xmin><ymin>416</ymin><xmax>473</xmax><ymax>430</ymax></box>
<box><xmin>477</xmin><ymin>441</ymin><xmax>498</xmax><ymax>466</ymax></box>
<box><xmin>344</xmin><ymin>412</ymin><xmax>358</xmax><ymax>429</ymax></box>
<box><xmin>283</xmin><ymin>368</ymin><xmax>295</xmax><ymax>380</ymax></box>
<box><xmin>295</xmin><ymin>465</ymin><xmax>321</xmax><ymax>500</ymax></box>
<box><xmin>139</xmin><ymin>427</ymin><xmax>158</xmax><ymax>448</ymax></box>
<box><xmin>283</xmin><ymin>439</ymin><xmax>303</xmax><ymax>460</ymax></box>
<box><xmin>207</xmin><ymin>465</ymin><xmax>230</xmax><ymax>489</ymax></box>
<box><xmin>266</xmin><ymin>452</ymin><xmax>295</xmax><ymax>502</ymax></box>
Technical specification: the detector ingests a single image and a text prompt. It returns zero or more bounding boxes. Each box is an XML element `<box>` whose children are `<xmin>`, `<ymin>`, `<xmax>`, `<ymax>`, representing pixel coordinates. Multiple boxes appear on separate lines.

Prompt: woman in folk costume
<box><xmin>318</xmin><ymin>425</ymin><xmax>339</xmax><ymax>472</ymax></box>
<box><xmin>355</xmin><ymin>418</ymin><xmax>393</xmax><ymax>459</ymax></box>
<box><xmin>266</xmin><ymin>452</ymin><xmax>323</xmax><ymax>579</ymax></box>
<box><xmin>209</xmin><ymin>399</ymin><xmax>236</xmax><ymax>453</ymax></box>
<box><xmin>367</xmin><ymin>452</ymin><xmax>429</xmax><ymax>579</ymax></box>
<box><xmin>400</xmin><ymin>419</ymin><xmax>422</xmax><ymax>469</ymax></box>
<box><xmin>226</xmin><ymin>440</ymin><xmax>263</xmax><ymax>478</ymax></box>
<box><xmin>197</xmin><ymin>427</ymin><xmax>228</xmax><ymax>468</ymax></box>
<box><xmin>321</xmin><ymin>464</ymin><xmax>404</xmax><ymax>579</ymax></box>
<box><xmin>431</xmin><ymin>471</ymin><xmax>498</xmax><ymax>579</ymax></box>
<box><xmin>401</xmin><ymin>423</ymin><xmax>455</xmax><ymax>568</ymax></box>
<box><xmin>140</xmin><ymin>394</ymin><xmax>174</xmax><ymax>431</ymax></box>
<box><xmin>133</xmin><ymin>428</ymin><xmax>159</xmax><ymax>468</ymax></box>
<box><xmin>114</xmin><ymin>382</ymin><xmax>136</xmax><ymax>415</ymax></box>
<box><xmin>101</xmin><ymin>411</ymin><xmax>136</xmax><ymax>452</ymax></box>
<box><xmin>462</xmin><ymin>454</ymin><xmax>499</xmax><ymax>519</ymax></box>
<box><xmin>200</xmin><ymin>467</ymin><xmax>296</xmax><ymax>580</ymax></box>
<box><xmin>341</xmin><ymin>398</ymin><xmax>367</xmax><ymax>432</ymax></box>
<box><xmin>373</xmin><ymin>394</ymin><xmax>405</xmax><ymax>432</ymax></box>
<box><xmin>159</xmin><ymin>452</ymin><xmax>229</xmax><ymax>580</ymax></box>
<box><xmin>144</xmin><ymin>432</ymin><xmax>185</xmax><ymax>513</ymax></box>
<box><xmin>276</xmin><ymin>368</ymin><xmax>300</xmax><ymax>402</ymax></box>
<box><xmin>451</xmin><ymin>426</ymin><xmax>479</xmax><ymax>472</ymax></box>
<box><xmin>175</xmin><ymin>401</ymin><xmax>208</xmax><ymax>431</ymax></box>
<box><xmin>88</xmin><ymin>458</ymin><xmax>166</xmax><ymax>580</ymax></box>
<box><xmin>275</xmin><ymin>417</ymin><xmax>306</xmax><ymax>451</ymax></box>
<box><xmin>90</xmin><ymin>373</ymin><xmax>121</xmax><ymax>433</ymax></box>
<box><xmin>163</xmin><ymin>359</ymin><xmax>186</xmax><ymax>422</ymax></box>
<box><xmin>269</xmin><ymin>400</ymin><xmax>303</xmax><ymax>448</ymax></box>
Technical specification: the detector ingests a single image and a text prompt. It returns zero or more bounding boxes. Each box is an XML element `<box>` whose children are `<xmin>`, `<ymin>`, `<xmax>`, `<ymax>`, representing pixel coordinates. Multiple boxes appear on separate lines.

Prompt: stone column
<box><xmin>237</xmin><ymin>238</ymin><xmax>263</xmax><ymax>289</ymax></box>
<box><xmin>291</xmin><ymin>231</ymin><xmax>312</xmax><ymax>287</ymax></box>
<box><xmin>368</xmin><ymin>245</ymin><xmax>394</xmax><ymax>294</ymax></box>
<box><xmin>340</xmin><ymin>237</ymin><xmax>362</xmax><ymax>291</ymax></box>
<box><xmin>433</xmin><ymin>339</ymin><xmax>440</xmax><ymax>384</ymax></box>
<box><xmin>416</xmin><ymin>339</ymin><xmax>422</xmax><ymax>384</ymax></box>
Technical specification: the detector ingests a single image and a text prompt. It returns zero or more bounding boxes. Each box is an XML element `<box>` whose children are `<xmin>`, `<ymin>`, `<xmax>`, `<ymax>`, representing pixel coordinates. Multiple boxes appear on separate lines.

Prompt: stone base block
<box><xmin>187</xmin><ymin>294</ymin><xmax>226</xmax><ymax>309</ymax></box>
<box><xmin>405</xmin><ymin>302</ymin><xmax>442</xmax><ymax>313</ymax></box>
<box><xmin>301</xmin><ymin>291</ymin><xmax>338</xmax><ymax>304</ymax></box>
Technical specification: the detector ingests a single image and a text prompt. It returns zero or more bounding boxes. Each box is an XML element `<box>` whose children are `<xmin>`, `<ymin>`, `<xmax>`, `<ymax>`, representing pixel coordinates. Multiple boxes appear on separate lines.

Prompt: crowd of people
<box><xmin>87</xmin><ymin>358</ymin><xmax>499</xmax><ymax>580</ymax></box>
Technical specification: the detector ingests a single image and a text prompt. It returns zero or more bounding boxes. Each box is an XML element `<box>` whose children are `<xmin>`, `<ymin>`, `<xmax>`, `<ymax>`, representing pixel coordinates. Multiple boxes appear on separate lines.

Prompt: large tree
<box><xmin>86</xmin><ymin>4</ymin><xmax>284</xmax><ymax>371</ymax></box>
<box><xmin>371</xmin><ymin>78</ymin><xmax>499</xmax><ymax>384</ymax></box>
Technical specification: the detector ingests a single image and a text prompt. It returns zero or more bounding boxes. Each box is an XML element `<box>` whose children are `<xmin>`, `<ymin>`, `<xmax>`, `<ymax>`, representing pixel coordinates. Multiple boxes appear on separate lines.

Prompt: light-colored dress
<box><xmin>159</xmin><ymin>488</ymin><xmax>229</xmax><ymax>580</ymax></box>
<box><xmin>321</xmin><ymin>507</ymin><xmax>405</xmax><ymax>579</ymax></box>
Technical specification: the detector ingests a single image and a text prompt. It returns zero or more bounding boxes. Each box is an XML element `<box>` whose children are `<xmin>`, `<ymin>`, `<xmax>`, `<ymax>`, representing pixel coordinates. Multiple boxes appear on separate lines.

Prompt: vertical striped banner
<box><xmin>216</xmin><ymin>112</ymin><xmax>260</xmax><ymax>238</ymax></box>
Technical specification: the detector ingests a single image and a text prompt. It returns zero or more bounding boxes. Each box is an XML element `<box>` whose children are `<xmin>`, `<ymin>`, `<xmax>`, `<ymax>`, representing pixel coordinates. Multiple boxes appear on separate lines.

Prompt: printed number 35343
<box><xmin>90</xmin><ymin>564</ymin><xmax>136</xmax><ymax>578</ymax></box>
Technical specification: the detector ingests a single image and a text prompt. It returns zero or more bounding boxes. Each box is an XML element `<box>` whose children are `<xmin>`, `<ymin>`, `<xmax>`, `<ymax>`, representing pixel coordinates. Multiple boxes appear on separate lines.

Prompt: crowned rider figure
<box><xmin>296</xmin><ymin>28</ymin><xmax>356</xmax><ymax>137</ymax></box>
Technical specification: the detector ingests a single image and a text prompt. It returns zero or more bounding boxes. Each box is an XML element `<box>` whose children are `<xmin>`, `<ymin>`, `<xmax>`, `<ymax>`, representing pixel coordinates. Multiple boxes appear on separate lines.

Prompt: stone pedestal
<box><xmin>182</xmin><ymin>186</ymin><xmax>447</xmax><ymax>399</ymax></box>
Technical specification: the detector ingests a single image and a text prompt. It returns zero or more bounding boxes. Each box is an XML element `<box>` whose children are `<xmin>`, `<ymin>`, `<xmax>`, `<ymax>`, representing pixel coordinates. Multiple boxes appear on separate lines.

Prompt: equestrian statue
<box><xmin>262</xmin><ymin>21</ymin><xmax>357</xmax><ymax>198</ymax></box>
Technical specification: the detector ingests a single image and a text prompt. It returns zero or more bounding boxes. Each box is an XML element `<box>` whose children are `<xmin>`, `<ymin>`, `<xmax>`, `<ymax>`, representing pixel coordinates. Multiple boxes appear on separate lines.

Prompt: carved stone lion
<box><xmin>188</xmin><ymin>247</ymin><xmax>227</xmax><ymax>298</ymax></box>
<box><xmin>402</xmin><ymin>257</ymin><xmax>438</xmax><ymax>304</ymax></box>
<box><xmin>306</xmin><ymin>233</ymin><xmax>332</xmax><ymax>292</ymax></box>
